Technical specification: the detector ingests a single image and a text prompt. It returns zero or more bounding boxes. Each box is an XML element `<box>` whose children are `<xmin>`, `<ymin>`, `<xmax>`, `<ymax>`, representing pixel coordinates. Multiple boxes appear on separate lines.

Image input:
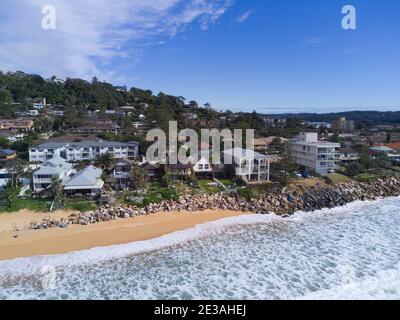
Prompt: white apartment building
<box><xmin>29</xmin><ymin>140</ymin><xmax>139</xmax><ymax>163</ymax></box>
<box><xmin>290</xmin><ymin>132</ymin><xmax>341</xmax><ymax>175</ymax></box>
<box><xmin>222</xmin><ymin>148</ymin><xmax>271</xmax><ymax>182</ymax></box>
<box><xmin>33</xmin><ymin>157</ymin><xmax>75</xmax><ymax>192</ymax></box>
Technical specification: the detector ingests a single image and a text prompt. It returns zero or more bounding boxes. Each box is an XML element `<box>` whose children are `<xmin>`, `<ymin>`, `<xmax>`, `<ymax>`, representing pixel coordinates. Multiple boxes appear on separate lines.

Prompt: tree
<box><xmin>0</xmin><ymin>137</ymin><xmax>10</xmax><ymax>149</ymax></box>
<box><xmin>131</xmin><ymin>164</ymin><xmax>147</xmax><ymax>190</ymax></box>
<box><xmin>5</xmin><ymin>159</ymin><xmax>26</xmax><ymax>188</ymax></box>
<box><xmin>386</xmin><ymin>132</ymin><xmax>392</xmax><ymax>144</ymax></box>
<box><xmin>2</xmin><ymin>184</ymin><xmax>15</xmax><ymax>209</ymax></box>
<box><xmin>95</xmin><ymin>153</ymin><xmax>114</xmax><ymax>172</ymax></box>
<box><xmin>50</xmin><ymin>177</ymin><xmax>65</xmax><ymax>209</ymax></box>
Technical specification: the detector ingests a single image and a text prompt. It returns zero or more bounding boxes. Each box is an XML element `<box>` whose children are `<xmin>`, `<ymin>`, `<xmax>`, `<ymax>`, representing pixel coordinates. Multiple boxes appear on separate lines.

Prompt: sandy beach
<box><xmin>0</xmin><ymin>209</ymin><xmax>246</xmax><ymax>261</ymax></box>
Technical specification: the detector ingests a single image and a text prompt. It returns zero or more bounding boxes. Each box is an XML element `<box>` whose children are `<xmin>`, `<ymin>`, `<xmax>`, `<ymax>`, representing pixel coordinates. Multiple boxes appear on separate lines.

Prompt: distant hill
<box><xmin>271</xmin><ymin>111</ymin><xmax>400</xmax><ymax>125</ymax></box>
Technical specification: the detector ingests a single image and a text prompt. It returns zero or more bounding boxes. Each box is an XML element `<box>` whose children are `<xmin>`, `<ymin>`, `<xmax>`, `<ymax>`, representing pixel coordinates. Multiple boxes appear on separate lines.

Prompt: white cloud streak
<box><xmin>236</xmin><ymin>10</ymin><xmax>253</xmax><ymax>23</ymax></box>
<box><xmin>0</xmin><ymin>0</ymin><xmax>233</xmax><ymax>82</ymax></box>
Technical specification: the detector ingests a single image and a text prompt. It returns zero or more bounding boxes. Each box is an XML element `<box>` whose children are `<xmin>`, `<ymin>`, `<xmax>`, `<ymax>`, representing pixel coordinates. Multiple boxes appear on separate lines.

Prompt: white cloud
<box><xmin>236</xmin><ymin>10</ymin><xmax>253</xmax><ymax>23</ymax></box>
<box><xmin>0</xmin><ymin>0</ymin><xmax>233</xmax><ymax>82</ymax></box>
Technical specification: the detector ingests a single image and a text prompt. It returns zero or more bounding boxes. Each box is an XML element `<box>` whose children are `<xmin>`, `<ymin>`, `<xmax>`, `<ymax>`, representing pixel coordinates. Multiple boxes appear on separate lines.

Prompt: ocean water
<box><xmin>1</xmin><ymin>197</ymin><xmax>400</xmax><ymax>300</ymax></box>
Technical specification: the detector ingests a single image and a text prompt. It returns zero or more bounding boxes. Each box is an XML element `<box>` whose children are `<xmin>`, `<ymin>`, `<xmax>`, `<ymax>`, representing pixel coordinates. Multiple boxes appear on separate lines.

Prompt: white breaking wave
<box><xmin>1</xmin><ymin>196</ymin><xmax>400</xmax><ymax>300</ymax></box>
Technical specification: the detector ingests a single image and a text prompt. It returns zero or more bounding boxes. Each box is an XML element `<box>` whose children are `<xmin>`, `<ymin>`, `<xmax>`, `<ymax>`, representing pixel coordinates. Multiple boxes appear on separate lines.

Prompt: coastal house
<box><xmin>0</xmin><ymin>118</ymin><xmax>34</xmax><ymax>131</ymax></box>
<box><xmin>29</xmin><ymin>140</ymin><xmax>139</xmax><ymax>163</ymax></box>
<box><xmin>339</xmin><ymin>147</ymin><xmax>360</xmax><ymax>164</ymax></box>
<box><xmin>0</xmin><ymin>149</ymin><xmax>17</xmax><ymax>164</ymax></box>
<box><xmin>222</xmin><ymin>148</ymin><xmax>271</xmax><ymax>183</ymax></box>
<box><xmin>368</xmin><ymin>146</ymin><xmax>400</xmax><ymax>162</ymax></box>
<box><xmin>141</xmin><ymin>163</ymin><xmax>163</xmax><ymax>182</ymax></box>
<box><xmin>113</xmin><ymin>159</ymin><xmax>133</xmax><ymax>190</ymax></box>
<box><xmin>290</xmin><ymin>132</ymin><xmax>341</xmax><ymax>175</ymax></box>
<box><xmin>192</xmin><ymin>152</ymin><xmax>213</xmax><ymax>179</ymax></box>
<box><xmin>0</xmin><ymin>169</ymin><xmax>11</xmax><ymax>191</ymax></box>
<box><xmin>33</xmin><ymin>157</ymin><xmax>75</xmax><ymax>192</ymax></box>
<box><xmin>167</xmin><ymin>163</ymin><xmax>193</xmax><ymax>180</ymax></box>
<box><xmin>63</xmin><ymin>165</ymin><xmax>104</xmax><ymax>196</ymax></box>
<box><xmin>253</xmin><ymin>136</ymin><xmax>288</xmax><ymax>152</ymax></box>
<box><xmin>0</xmin><ymin>130</ymin><xmax>25</xmax><ymax>143</ymax></box>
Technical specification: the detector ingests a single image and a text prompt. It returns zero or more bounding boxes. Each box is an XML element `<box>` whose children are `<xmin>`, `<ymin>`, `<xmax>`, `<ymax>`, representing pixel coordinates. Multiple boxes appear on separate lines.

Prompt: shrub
<box><xmin>354</xmin><ymin>174</ymin><xmax>378</xmax><ymax>183</ymax></box>
<box><xmin>237</xmin><ymin>188</ymin><xmax>257</xmax><ymax>201</ymax></box>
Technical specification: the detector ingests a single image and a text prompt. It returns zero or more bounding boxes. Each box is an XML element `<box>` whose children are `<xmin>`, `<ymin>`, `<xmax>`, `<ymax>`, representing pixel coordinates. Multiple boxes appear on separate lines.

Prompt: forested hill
<box><xmin>0</xmin><ymin>71</ymin><xmax>189</xmax><ymax>117</ymax></box>
<box><xmin>272</xmin><ymin>111</ymin><xmax>400</xmax><ymax>125</ymax></box>
<box><xmin>1</xmin><ymin>71</ymin><xmax>399</xmax><ymax>126</ymax></box>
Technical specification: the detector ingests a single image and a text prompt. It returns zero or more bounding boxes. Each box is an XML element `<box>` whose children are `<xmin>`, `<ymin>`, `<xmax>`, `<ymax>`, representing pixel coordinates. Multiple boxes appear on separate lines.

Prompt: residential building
<box><xmin>70</xmin><ymin>121</ymin><xmax>121</xmax><ymax>134</ymax></box>
<box><xmin>339</xmin><ymin>147</ymin><xmax>360</xmax><ymax>164</ymax></box>
<box><xmin>222</xmin><ymin>148</ymin><xmax>271</xmax><ymax>182</ymax></box>
<box><xmin>33</xmin><ymin>157</ymin><xmax>75</xmax><ymax>192</ymax></box>
<box><xmin>0</xmin><ymin>118</ymin><xmax>34</xmax><ymax>131</ymax></box>
<box><xmin>141</xmin><ymin>163</ymin><xmax>162</xmax><ymax>182</ymax></box>
<box><xmin>33</xmin><ymin>98</ymin><xmax>46</xmax><ymax>110</ymax></box>
<box><xmin>113</xmin><ymin>159</ymin><xmax>133</xmax><ymax>189</ymax></box>
<box><xmin>305</xmin><ymin>122</ymin><xmax>332</xmax><ymax>129</ymax></box>
<box><xmin>29</xmin><ymin>140</ymin><xmax>139</xmax><ymax>163</ymax></box>
<box><xmin>0</xmin><ymin>149</ymin><xmax>17</xmax><ymax>165</ymax></box>
<box><xmin>290</xmin><ymin>132</ymin><xmax>341</xmax><ymax>175</ymax></box>
<box><xmin>0</xmin><ymin>130</ymin><xmax>25</xmax><ymax>143</ymax></box>
<box><xmin>167</xmin><ymin>163</ymin><xmax>193</xmax><ymax>180</ymax></box>
<box><xmin>192</xmin><ymin>151</ymin><xmax>213</xmax><ymax>178</ymax></box>
<box><xmin>332</xmin><ymin>117</ymin><xmax>355</xmax><ymax>132</ymax></box>
<box><xmin>368</xmin><ymin>146</ymin><xmax>400</xmax><ymax>162</ymax></box>
<box><xmin>0</xmin><ymin>169</ymin><xmax>11</xmax><ymax>191</ymax></box>
<box><xmin>253</xmin><ymin>136</ymin><xmax>288</xmax><ymax>152</ymax></box>
<box><xmin>14</xmin><ymin>110</ymin><xmax>39</xmax><ymax>117</ymax></box>
<box><xmin>63</xmin><ymin>165</ymin><xmax>104</xmax><ymax>195</ymax></box>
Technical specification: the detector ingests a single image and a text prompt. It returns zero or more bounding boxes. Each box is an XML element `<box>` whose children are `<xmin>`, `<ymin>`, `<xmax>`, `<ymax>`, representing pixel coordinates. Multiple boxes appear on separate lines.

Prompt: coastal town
<box><xmin>1</xmin><ymin>72</ymin><xmax>400</xmax><ymax>219</ymax></box>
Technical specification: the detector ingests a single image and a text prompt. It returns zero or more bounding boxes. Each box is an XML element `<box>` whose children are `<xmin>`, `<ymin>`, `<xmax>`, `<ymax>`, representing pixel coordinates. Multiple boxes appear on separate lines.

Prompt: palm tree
<box><xmin>95</xmin><ymin>153</ymin><xmax>114</xmax><ymax>173</ymax></box>
<box><xmin>5</xmin><ymin>159</ymin><xmax>26</xmax><ymax>189</ymax></box>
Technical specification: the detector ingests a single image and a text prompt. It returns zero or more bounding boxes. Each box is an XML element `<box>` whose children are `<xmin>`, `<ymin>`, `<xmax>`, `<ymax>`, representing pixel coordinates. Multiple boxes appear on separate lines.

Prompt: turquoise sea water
<box><xmin>1</xmin><ymin>197</ymin><xmax>400</xmax><ymax>300</ymax></box>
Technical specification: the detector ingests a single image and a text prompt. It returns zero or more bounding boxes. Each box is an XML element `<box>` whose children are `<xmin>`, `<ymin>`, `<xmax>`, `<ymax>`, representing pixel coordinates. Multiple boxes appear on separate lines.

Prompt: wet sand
<box><xmin>0</xmin><ymin>209</ymin><xmax>246</xmax><ymax>261</ymax></box>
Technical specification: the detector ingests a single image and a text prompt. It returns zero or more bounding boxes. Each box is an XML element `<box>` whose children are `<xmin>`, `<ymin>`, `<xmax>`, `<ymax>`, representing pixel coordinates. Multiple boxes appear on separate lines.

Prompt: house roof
<box><xmin>254</xmin><ymin>136</ymin><xmax>288</xmax><ymax>146</ymax></box>
<box><xmin>0</xmin><ymin>149</ymin><xmax>16</xmax><ymax>156</ymax></box>
<box><xmin>33</xmin><ymin>140</ymin><xmax>139</xmax><ymax>149</ymax></box>
<box><xmin>385</xmin><ymin>142</ymin><xmax>400</xmax><ymax>151</ymax></box>
<box><xmin>64</xmin><ymin>165</ymin><xmax>104</xmax><ymax>190</ymax></box>
<box><xmin>340</xmin><ymin>147</ymin><xmax>358</xmax><ymax>154</ymax></box>
<box><xmin>369</xmin><ymin>146</ymin><xmax>396</xmax><ymax>153</ymax></box>
<box><xmin>34</xmin><ymin>157</ymin><xmax>73</xmax><ymax>175</ymax></box>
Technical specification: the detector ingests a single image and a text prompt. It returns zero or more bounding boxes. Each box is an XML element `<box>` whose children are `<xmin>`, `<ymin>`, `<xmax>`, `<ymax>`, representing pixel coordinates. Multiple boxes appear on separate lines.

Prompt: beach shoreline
<box><xmin>0</xmin><ymin>209</ymin><xmax>246</xmax><ymax>261</ymax></box>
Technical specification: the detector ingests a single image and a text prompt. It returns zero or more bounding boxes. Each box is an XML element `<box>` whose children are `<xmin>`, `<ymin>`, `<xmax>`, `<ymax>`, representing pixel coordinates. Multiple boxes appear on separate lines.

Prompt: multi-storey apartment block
<box><xmin>290</xmin><ymin>132</ymin><xmax>341</xmax><ymax>175</ymax></box>
<box><xmin>29</xmin><ymin>140</ymin><xmax>139</xmax><ymax>163</ymax></box>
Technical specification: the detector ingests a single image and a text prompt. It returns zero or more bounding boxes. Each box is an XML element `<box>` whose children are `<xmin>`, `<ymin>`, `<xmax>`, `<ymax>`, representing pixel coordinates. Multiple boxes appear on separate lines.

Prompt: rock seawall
<box><xmin>31</xmin><ymin>177</ymin><xmax>400</xmax><ymax>230</ymax></box>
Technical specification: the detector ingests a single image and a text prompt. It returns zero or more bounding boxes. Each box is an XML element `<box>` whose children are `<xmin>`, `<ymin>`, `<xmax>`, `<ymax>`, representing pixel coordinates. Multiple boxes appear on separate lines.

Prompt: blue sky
<box><xmin>1</xmin><ymin>0</ymin><xmax>400</xmax><ymax>113</ymax></box>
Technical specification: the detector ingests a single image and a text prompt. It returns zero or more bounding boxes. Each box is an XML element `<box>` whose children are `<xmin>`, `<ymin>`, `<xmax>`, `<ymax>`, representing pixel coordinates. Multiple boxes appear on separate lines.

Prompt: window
<box><xmin>204</xmin><ymin>164</ymin><xmax>210</xmax><ymax>170</ymax></box>
<box><xmin>198</xmin><ymin>164</ymin><xmax>204</xmax><ymax>170</ymax></box>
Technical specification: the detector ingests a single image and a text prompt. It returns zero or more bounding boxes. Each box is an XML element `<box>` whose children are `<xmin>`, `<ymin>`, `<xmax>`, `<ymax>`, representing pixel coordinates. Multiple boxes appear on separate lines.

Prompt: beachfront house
<box><xmin>63</xmin><ymin>165</ymin><xmax>104</xmax><ymax>196</ymax></box>
<box><xmin>33</xmin><ymin>157</ymin><xmax>75</xmax><ymax>192</ymax></box>
<box><xmin>113</xmin><ymin>159</ymin><xmax>133</xmax><ymax>190</ymax></box>
<box><xmin>222</xmin><ymin>148</ymin><xmax>271</xmax><ymax>183</ymax></box>
<box><xmin>290</xmin><ymin>132</ymin><xmax>341</xmax><ymax>175</ymax></box>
